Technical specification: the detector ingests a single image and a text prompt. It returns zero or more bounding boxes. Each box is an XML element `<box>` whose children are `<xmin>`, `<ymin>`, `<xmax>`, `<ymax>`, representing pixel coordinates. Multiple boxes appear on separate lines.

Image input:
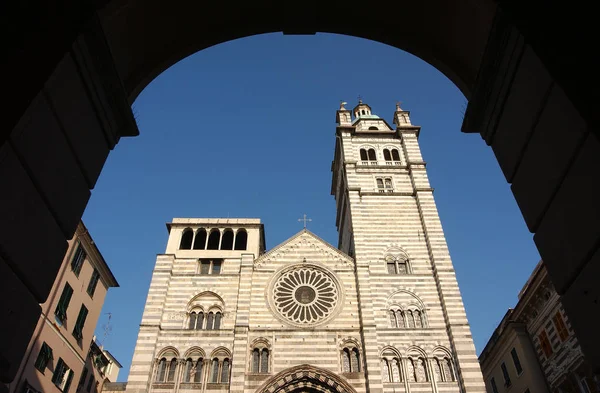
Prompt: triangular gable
<box><xmin>254</xmin><ymin>229</ymin><xmax>353</xmax><ymax>268</ymax></box>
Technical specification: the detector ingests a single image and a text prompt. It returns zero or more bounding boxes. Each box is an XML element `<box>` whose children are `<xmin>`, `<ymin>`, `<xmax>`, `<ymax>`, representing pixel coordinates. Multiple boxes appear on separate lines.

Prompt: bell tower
<box><xmin>331</xmin><ymin>101</ymin><xmax>485</xmax><ymax>392</ymax></box>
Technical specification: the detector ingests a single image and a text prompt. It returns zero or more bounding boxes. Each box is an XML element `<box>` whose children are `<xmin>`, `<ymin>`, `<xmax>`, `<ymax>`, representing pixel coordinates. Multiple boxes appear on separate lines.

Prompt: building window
<box><xmin>553</xmin><ymin>312</ymin><xmax>569</xmax><ymax>341</ymax></box>
<box><xmin>342</xmin><ymin>347</ymin><xmax>361</xmax><ymax>373</ymax></box>
<box><xmin>86</xmin><ymin>376</ymin><xmax>94</xmax><ymax>392</ymax></box>
<box><xmin>381</xmin><ymin>359</ymin><xmax>390</xmax><ymax>382</ymax></box>
<box><xmin>501</xmin><ymin>362</ymin><xmax>511</xmax><ymax>387</ymax></box>
<box><xmin>52</xmin><ymin>358</ymin><xmax>74</xmax><ymax>392</ymax></box>
<box><xmin>155</xmin><ymin>356</ymin><xmax>178</xmax><ymax>382</ymax></box>
<box><xmin>385</xmin><ymin>254</ymin><xmax>409</xmax><ymax>274</ymax></box>
<box><xmin>198</xmin><ymin>259</ymin><xmax>223</xmax><ymax>275</ymax></box>
<box><xmin>360</xmin><ymin>148</ymin><xmax>377</xmax><ymax>164</ymax></box>
<box><xmin>416</xmin><ymin>358</ymin><xmax>428</xmax><ymax>382</ymax></box>
<box><xmin>382</xmin><ymin>149</ymin><xmax>401</xmax><ymax>165</ymax></box>
<box><xmin>539</xmin><ymin>330</ymin><xmax>553</xmax><ymax>358</ymax></box>
<box><xmin>167</xmin><ymin>358</ymin><xmax>177</xmax><ymax>382</ymax></box>
<box><xmin>221</xmin><ymin>359</ymin><xmax>230</xmax><ymax>383</ymax></box>
<box><xmin>433</xmin><ymin>358</ymin><xmax>443</xmax><ymax>381</ymax></box>
<box><xmin>72</xmin><ymin>305</ymin><xmax>88</xmax><ymax>340</ymax></box>
<box><xmin>34</xmin><ymin>342</ymin><xmax>53</xmax><ymax>373</ymax></box>
<box><xmin>77</xmin><ymin>368</ymin><xmax>88</xmax><ymax>392</ymax></box>
<box><xmin>234</xmin><ymin>229</ymin><xmax>248</xmax><ymax>250</ymax></box>
<box><xmin>193</xmin><ymin>229</ymin><xmax>207</xmax><ymax>250</ymax></box>
<box><xmin>442</xmin><ymin>357</ymin><xmax>455</xmax><ymax>382</ymax></box>
<box><xmin>207</xmin><ymin>230</ymin><xmax>220</xmax><ymax>250</ymax></box>
<box><xmin>391</xmin><ymin>149</ymin><xmax>401</xmax><ymax>162</ymax></box>
<box><xmin>55</xmin><ymin>284</ymin><xmax>73</xmax><ymax>323</ymax></box>
<box><xmin>70</xmin><ymin>244</ymin><xmax>86</xmax><ymax>276</ymax></box>
<box><xmin>180</xmin><ymin>228</ymin><xmax>193</xmax><ymax>249</ymax></box>
<box><xmin>87</xmin><ymin>269</ymin><xmax>100</xmax><ymax>298</ymax></box>
<box><xmin>383</xmin><ymin>149</ymin><xmax>392</xmax><ymax>162</ymax></box>
<box><xmin>376</xmin><ymin>177</ymin><xmax>393</xmax><ymax>192</ymax></box>
<box><xmin>221</xmin><ymin>229</ymin><xmax>234</xmax><ymax>250</ymax></box>
<box><xmin>491</xmin><ymin>377</ymin><xmax>499</xmax><ymax>393</ymax></box>
<box><xmin>210</xmin><ymin>359</ymin><xmax>219</xmax><ymax>382</ymax></box>
<box><xmin>511</xmin><ymin>348</ymin><xmax>523</xmax><ymax>375</ymax></box>
<box><xmin>183</xmin><ymin>358</ymin><xmax>204</xmax><ymax>383</ymax></box>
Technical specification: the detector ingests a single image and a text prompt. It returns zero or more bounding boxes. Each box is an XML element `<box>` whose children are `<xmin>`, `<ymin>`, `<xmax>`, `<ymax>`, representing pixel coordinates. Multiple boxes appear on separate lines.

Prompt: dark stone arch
<box><xmin>193</xmin><ymin>228</ymin><xmax>207</xmax><ymax>250</ymax></box>
<box><xmin>392</xmin><ymin>149</ymin><xmax>400</xmax><ymax>161</ymax></box>
<box><xmin>359</xmin><ymin>149</ymin><xmax>368</xmax><ymax>161</ymax></box>
<box><xmin>180</xmin><ymin>228</ymin><xmax>193</xmax><ymax>249</ymax></box>
<box><xmin>234</xmin><ymin>229</ymin><xmax>247</xmax><ymax>250</ymax></box>
<box><xmin>221</xmin><ymin>229</ymin><xmax>234</xmax><ymax>250</ymax></box>
<box><xmin>255</xmin><ymin>364</ymin><xmax>360</xmax><ymax>393</ymax></box>
<box><xmin>207</xmin><ymin>229</ymin><xmax>220</xmax><ymax>250</ymax></box>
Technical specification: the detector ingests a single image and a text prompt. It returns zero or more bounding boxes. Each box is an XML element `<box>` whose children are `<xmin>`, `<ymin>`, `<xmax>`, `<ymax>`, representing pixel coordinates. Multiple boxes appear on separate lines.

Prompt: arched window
<box><xmin>196</xmin><ymin>312</ymin><xmax>204</xmax><ymax>330</ymax></box>
<box><xmin>180</xmin><ymin>229</ymin><xmax>193</xmax><ymax>250</ymax></box>
<box><xmin>221</xmin><ymin>229</ymin><xmax>234</xmax><ymax>250</ymax></box>
<box><xmin>350</xmin><ymin>348</ymin><xmax>360</xmax><ymax>372</ymax></box>
<box><xmin>414</xmin><ymin>310</ymin><xmax>422</xmax><ymax>328</ymax></box>
<box><xmin>443</xmin><ymin>357</ymin><xmax>455</xmax><ymax>381</ymax></box>
<box><xmin>361</xmin><ymin>110</ymin><xmax>365</xmax><ymax>115</ymax></box>
<box><xmin>407</xmin><ymin>359</ymin><xmax>416</xmax><ymax>382</ymax></box>
<box><xmin>260</xmin><ymin>349</ymin><xmax>269</xmax><ymax>373</ymax></box>
<box><xmin>213</xmin><ymin>312</ymin><xmax>222</xmax><ymax>329</ymax></box>
<box><xmin>395</xmin><ymin>310</ymin><xmax>404</xmax><ymax>328</ymax></box>
<box><xmin>407</xmin><ymin>310</ymin><xmax>415</xmax><ymax>328</ymax></box>
<box><xmin>433</xmin><ymin>358</ymin><xmax>443</xmax><ymax>381</ymax></box>
<box><xmin>377</xmin><ymin>178</ymin><xmax>385</xmax><ymax>192</ymax></box>
<box><xmin>381</xmin><ymin>359</ymin><xmax>390</xmax><ymax>382</ymax></box>
<box><xmin>188</xmin><ymin>312</ymin><xmax>197</xmax><ymax>329</ymax></box>
<box><xmin>234</xmin><ymin>229</ymin><xmax>247</xmax><ymax>250</ymax></box>
<box><xmin>391</xmin><ymin>358</ymin><xmax>401</xmax><ymax>382</ymax></box>
<box><xmin>184</xmin><ymin>359</ymin><xmax>194</xmax><ymax>383</ymax></box>
<box><xmin>210</xmin><ymin>359</ymin><xmax>219</xmax><ymax>383</ymax></box>
<box><xmin>194</xmin><ymin>359</ymin><xmax>203</xmax><ymax>383</ymax></box>
<box><xmin>360</xmin><ymin>149</ymin><xmax>368</xmax><ymax>161</ymax></box>
<box><xmin>207</xmin><ymin>230</ymin><xmax>220</xmax><ymax>250</ymax></box>
<box><xmin>156</xmin><ymin>358</ymin><xmax>167</xmax><ymax>382</ymax></box>
<box><xmin>193</xmin><ymin>229</ymin><xmax>207</xmax><ymax>250</ymax></box>
<box><xmin>251</xmin><ymin>349</ymin><xmax>260</xmax><ymax>373</ymax></box>
<box><xmin>367</xmin><ymin>148</ymin><xmax>376</xmax><ymax>161</ymax></box>
<box><xmin>383</xmin><ymin>149</ymin><xmax>392</xmax><ymax>161</ymax></box>
<box><xmin>341</xmin><ymin>349</ymin><xmax>351</xmax><ymax>373</ymax></box>
<box><xmin>206</xmin><ymin>312</ymin><xmax>214</xmax><ymax>330</ymax></box>
<box><xmin>368</xmin><ymin>126</ymin><xmax>379</xmax><ymax>130</ymax></box>
<box><xmin>391</xmin><ymin>149</ymin><xmax>401</xmax><ymax>162</ymax></box>
<box><xmin>389</xmin><ymin>310</ymin><xmax>397</xmax><ymax>327</ymax></box>
<box><xmin>385</xmin><ymin>255</ymin><xmax>409</xmax><ymax>274</ymax></box>
<box><xmin>416</xmin><ymin>358</ymin><xmax>428</xmax><ymax>382</ymax></box>
<box><xmin>221</xmin><ymin>359</ymin><xmax>230</xmax><ymax>383</ymax></box>
<box><xmin>167</xmin><ymin>358</ymin><xmax>177</xmax><ymax>382</ymax></box>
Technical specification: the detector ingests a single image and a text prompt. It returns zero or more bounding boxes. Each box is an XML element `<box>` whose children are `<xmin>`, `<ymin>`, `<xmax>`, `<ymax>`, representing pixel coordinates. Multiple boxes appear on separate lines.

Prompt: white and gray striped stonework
<box><xmin>123</xmin><ymin>104</ymin><xmax>484</xmax><ymax>393</ymax></box>
<box><xmin>330</xmin><ymin>105</ymin><xmax>486</xmax><ymax>393</ymax></box>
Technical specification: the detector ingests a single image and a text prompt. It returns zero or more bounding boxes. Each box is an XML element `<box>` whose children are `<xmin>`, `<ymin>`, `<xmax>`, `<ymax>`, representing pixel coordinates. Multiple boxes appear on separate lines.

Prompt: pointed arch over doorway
<box><xmin>255</xmin><ymin>364</ymin><xmax>359</xmax><ymax>393</ymax></box>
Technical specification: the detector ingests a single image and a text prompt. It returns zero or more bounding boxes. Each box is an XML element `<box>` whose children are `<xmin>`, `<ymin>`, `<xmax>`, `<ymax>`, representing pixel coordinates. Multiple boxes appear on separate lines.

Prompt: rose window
<box><xmin>271</xmin><ymin>266</ymin><xmax>340</xmax><ymax>325</ymax></box>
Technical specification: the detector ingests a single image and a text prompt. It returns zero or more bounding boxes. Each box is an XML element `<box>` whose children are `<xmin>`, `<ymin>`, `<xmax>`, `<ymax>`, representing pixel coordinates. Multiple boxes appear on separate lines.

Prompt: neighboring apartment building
<box><xmin>480</xmin><ymin>261</ymin><xmax>599</xmax><ymax>393</ymax></box>
<box><xmin>6</xmin><ymin>221</ymin><xmax>120</xmax><ymax>393</ymax></box>
<box><xmin>479</xmin><ymin>309</ymin><xmax>548</xmax><ymax>393</ymax></box>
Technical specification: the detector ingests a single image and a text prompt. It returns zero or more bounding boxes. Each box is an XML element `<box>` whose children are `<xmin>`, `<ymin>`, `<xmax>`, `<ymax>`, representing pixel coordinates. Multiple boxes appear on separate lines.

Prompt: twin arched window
<box><xmin>180</xmin><ymin>228</ymin><xmax>247</xmax><ymax>250</ymax></box>
<box><xmin>251</xmin><ymin>348</ymin><xmax>270</xmax><ymax>373</ymax></box>
<box><xmin>155</xmin><ymin>357</ymin><xmax>178</xmax><ymax>383</ymax></box>
<box><xmin>389</xmin><ymin>308</ymin><xmax>425</xmax><ymax>328</ymax></box>
<box><xmin>381</xmin><ymin>357</ymin><xmax>402</xmax><ymax>383</ymax></box>
<box><xmin>188</xmin><ymin>311</ymin><xmax>222</xmax><ymax>330</ymax></box>
<box><xmin>341</xmin><ymin>347</ymin><xmax>361</xmax><ymax>373</ymax></box>
<box><xmin>406</xmin><ymin>357</ymin><xmax>429</xmax><ymax>382</ymax></box>
<box><xmin>183</xmin><ymin>358</ymin><xmax>203</xmax><ymax>383</ymax></box>
<box><xmin>432</xmin><ymin>357</ymin><xmax>455</xmax><ymax>382</ymax></box>
<box><xmin>209</xmin><ymin>358</ymin><xmax>230</xmax><ymax>383</ymax></box>
<box><xmin>383</xmin><ymin>148</ymin><xmax>401</xmax><ymax>164</ymax></box>
<box><xmin>386</xmin><ymin>254</ymin><xmax>409</xmax><ymax>274</ymax></box>
<box><xmin>359</xmin><ymin>148</ymin><xmax>377</xmax><ymax>164</ymax></box>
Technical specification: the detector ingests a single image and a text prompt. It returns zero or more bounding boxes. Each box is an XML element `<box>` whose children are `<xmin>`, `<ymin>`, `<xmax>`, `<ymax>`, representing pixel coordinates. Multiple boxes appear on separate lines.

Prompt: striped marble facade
<box><xmin>121</xmin><ymin>102</ymin><xmax>485</xmax><ymax>393</ymax></box>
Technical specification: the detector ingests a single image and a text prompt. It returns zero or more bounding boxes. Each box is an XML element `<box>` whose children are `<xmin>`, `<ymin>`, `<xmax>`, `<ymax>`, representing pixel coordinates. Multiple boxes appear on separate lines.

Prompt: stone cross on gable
<box><xmin>298</xmin><ymin>214</ymin><xmax>312</xmax><ymax>228</ymax></box>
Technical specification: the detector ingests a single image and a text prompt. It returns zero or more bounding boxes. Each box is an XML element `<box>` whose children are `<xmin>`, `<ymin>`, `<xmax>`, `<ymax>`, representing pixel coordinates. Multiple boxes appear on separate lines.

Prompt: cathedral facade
<box><xmin>121</xmin><ymin>102</ymin><xmax>485</xmax><ymax>393</ymax></box>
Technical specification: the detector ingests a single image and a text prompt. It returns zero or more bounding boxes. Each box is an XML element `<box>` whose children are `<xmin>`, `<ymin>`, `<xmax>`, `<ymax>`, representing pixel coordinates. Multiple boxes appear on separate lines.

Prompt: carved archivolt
<box><xmin>255</xmin><ymin>364</ymin><xmax>359</xmax><ymax>393</ymax></box>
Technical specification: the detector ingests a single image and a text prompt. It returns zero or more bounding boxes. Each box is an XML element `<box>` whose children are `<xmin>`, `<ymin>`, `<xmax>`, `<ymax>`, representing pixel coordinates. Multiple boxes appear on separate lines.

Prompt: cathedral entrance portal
<box><xmin>255</xmin><ymin>365</ymin><xmax>359</xmax><ymax>393</ymax></box>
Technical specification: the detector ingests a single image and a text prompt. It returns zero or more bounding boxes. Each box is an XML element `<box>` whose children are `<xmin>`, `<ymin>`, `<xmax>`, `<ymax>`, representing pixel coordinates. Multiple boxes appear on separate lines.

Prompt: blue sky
<box><xmin>82</xmin><ymin>33</ymin><xmax>540</xmax><ymax>380</ymax></box>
